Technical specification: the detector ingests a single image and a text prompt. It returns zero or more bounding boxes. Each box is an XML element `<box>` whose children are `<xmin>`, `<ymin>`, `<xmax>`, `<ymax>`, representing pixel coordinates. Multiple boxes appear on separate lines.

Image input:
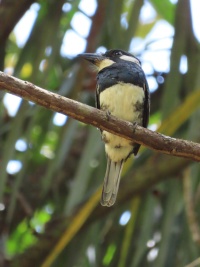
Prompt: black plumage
<box><xmin>79</xmin><ymin>49</ymin><xmax>150</xmax><ymax>207</ymax></box>
<box><xmin>96</xmin><ymin>62</ymin><xmax>149</xmax><ymax>130</ymax></box>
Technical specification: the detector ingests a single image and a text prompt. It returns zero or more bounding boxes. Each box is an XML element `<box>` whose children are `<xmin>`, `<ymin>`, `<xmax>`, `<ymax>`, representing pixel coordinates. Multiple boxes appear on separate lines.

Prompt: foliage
<box><xmin>0</xmin><ymin>0</ymin><xmax>200</xmax><ymax>266</ymax></box>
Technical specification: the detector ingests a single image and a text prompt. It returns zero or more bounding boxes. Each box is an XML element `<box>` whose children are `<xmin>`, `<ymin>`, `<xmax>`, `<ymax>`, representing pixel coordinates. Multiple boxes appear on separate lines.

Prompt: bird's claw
<box><xmin>106</xmin><ymin>110</ymin><xmax>111</xmax><ymax>121</ymax></box>
<box><xmin>133</xmin><ymin>122</ymin><xmax>137</xmax><ymax>133</ymax></box>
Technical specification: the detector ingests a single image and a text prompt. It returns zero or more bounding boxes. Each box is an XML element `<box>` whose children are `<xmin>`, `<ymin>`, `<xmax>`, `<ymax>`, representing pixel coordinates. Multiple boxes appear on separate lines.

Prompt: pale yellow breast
<box><xmin>100</xmin><ymin>83</ymin><xmax>144</xmax><ymax>161</ymax></box>
<box><xmin>100</xmin><ymin>83</ymin><xmax>144</xmax><ymax>123</ymax></box>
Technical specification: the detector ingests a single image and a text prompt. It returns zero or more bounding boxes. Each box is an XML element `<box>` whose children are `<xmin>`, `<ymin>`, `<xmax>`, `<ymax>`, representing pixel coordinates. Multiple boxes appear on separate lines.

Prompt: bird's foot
<box><xmin>133</xmin><ymin>122</ymin><xmax>138</xmax><ymax>133</ymax></box>
<box><xmin>105</xmin><ymin>110</ymin><xmax>111</xmax><ymax>121</ymax></box>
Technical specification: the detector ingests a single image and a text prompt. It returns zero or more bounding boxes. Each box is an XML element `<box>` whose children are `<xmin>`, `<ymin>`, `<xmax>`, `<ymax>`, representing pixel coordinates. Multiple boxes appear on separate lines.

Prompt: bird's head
<box><xmin>78</xmin><ymin>49</ymin><xmax>141</xmax><ymax>71</ymax></box>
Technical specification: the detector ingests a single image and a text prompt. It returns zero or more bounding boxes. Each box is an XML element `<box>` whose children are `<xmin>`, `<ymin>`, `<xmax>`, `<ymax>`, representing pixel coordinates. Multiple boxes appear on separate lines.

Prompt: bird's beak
<box><xmin>78</xmin><ymin>53</ymin><xmax>106</xmax><ymax>66</ymax></box>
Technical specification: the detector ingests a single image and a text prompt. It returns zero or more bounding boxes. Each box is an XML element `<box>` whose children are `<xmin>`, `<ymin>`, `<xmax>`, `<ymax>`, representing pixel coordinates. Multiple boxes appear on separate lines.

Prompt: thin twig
<box><xmin>0</xmin><ymin>71</ymin><xmax>200</xmax><ymax>161</ymax></box>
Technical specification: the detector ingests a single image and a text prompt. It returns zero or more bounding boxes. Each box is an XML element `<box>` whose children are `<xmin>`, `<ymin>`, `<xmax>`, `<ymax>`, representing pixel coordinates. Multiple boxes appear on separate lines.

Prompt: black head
<box><xmin>103</xmin><ymin>49</ymin><xmax>141</xmax><ymax>65</ymax></box>
<box><xmin>78</xmin><ymin>49</ymin><xmax>140</xmax><ymax>71</ymax></box>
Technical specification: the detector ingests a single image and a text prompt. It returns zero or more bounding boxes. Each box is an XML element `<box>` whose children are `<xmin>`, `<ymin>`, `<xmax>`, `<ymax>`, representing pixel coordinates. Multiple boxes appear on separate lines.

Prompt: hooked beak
<box><xmin>78</xmin><ymin>53</ymin><xmax>106</xmax><ymax>66</ymax></box>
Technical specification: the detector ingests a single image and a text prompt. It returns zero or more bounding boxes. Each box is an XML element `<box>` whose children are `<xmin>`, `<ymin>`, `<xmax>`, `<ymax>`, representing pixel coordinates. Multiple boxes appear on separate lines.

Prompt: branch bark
<box><xmin>0</xmin><ymin>71</ymin><xmax>200</xmax><ymax>162</ymax></box>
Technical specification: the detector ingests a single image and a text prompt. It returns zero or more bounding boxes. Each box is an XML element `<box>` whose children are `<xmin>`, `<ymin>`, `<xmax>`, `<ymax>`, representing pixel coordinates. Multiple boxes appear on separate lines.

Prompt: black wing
<box><xmin>133</xmin><ymin>78</ymin><xmax>150</xmax><ymax>156</ymax></box>
<box><xmin>142</xmin><ymin>78</ymin><xmax>150</xmax><ymax>128</ymax></box>
<box><xmin>95</xmin><ymin>84</ymin><xmax>100</xmax><ymax>109</ymax></box>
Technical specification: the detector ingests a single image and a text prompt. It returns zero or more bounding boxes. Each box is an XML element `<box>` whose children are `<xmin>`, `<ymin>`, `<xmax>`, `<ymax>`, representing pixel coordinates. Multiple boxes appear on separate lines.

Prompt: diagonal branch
<box><xmin>0</xmin><ymin>71</ymin><xmax>200</xmax><ymax>161</ymax></box>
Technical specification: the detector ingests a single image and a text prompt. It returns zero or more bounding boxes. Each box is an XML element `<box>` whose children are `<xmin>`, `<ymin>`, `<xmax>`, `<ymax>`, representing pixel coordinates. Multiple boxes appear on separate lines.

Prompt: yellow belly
<box><xmin>100</xmin><ymin>83</ymin><xmax>144</xmax><ymax>162</ymax></box>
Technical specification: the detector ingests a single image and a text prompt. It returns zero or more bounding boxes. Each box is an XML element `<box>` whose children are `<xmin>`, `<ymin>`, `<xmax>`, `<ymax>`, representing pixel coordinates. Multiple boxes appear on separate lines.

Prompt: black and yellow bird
<box><xmin>79</xmin><ymin>49</ymin><xmax>150</xmax><ymax>207</ymax></box>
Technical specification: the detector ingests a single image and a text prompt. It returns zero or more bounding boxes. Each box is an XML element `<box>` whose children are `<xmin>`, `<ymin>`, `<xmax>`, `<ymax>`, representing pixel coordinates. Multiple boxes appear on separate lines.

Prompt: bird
<box><xmin>79</xmin><ymin>49</ymin><xmax>150</xmax><ymax>207</ymax></box>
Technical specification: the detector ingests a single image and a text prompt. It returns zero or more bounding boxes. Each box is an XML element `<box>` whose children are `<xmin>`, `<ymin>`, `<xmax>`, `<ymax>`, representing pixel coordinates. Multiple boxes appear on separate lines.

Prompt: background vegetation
<box><xmin>0</xmin><ymin>0</ymin><xmax>200</xmax><ymax>266</ymax></box>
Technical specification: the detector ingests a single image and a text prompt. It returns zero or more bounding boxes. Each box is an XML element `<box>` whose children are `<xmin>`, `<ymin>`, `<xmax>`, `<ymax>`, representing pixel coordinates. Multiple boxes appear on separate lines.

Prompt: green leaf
<box><xmin>149</xmin><ymin>0</ymin><xmax>175</xmax><ymax>24</ymax></box>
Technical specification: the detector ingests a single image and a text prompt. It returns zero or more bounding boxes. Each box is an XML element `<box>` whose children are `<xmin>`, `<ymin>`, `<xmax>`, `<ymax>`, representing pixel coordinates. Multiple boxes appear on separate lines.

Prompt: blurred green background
<box><xmin>0</xmin><ymin>0</ymin><xmax>200</xmax><ymax>266</ymax></box>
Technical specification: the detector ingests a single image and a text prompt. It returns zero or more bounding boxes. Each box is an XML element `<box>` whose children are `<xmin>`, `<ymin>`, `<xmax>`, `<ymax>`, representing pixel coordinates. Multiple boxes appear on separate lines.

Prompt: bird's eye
<box><xmin>115</xmin><ymin>51</ymin><xmax>122</xmax><ymax>56</ymax></box>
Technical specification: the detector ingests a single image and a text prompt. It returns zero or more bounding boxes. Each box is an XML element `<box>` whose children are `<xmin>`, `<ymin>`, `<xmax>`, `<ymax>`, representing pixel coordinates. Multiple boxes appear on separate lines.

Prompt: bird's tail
<box><xmin>101</xmin><ymin>158</ymin><xmax>124</xmax><ymax>207</ymax></box>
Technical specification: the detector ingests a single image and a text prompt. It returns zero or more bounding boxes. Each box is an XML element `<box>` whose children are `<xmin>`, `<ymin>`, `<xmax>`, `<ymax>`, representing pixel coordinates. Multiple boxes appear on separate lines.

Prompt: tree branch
<box><xmin>0</xmin><ymin>71</ymin><xmax>200</xmax><ymax>162</ymax></box>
